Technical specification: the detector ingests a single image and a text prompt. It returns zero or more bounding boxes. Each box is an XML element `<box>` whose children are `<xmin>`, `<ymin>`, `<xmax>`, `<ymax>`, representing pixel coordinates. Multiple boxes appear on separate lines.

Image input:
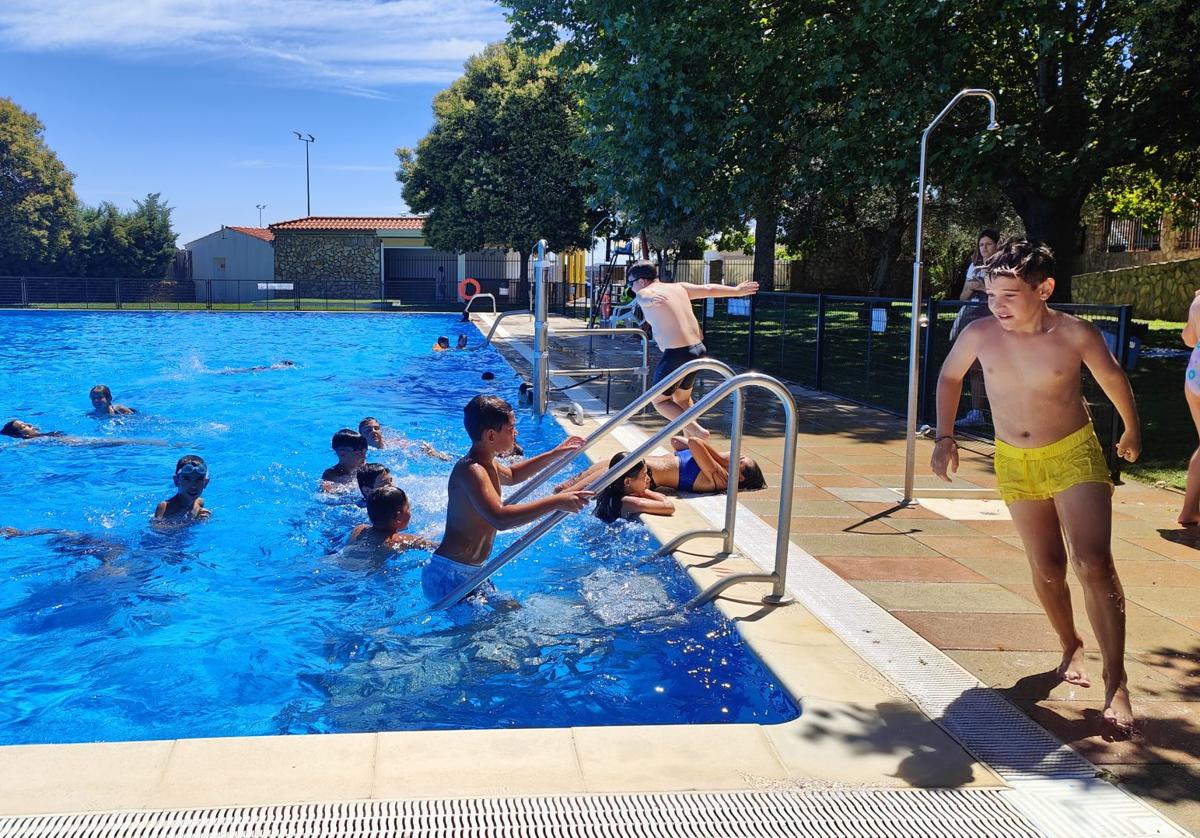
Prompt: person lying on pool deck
<box><xmin>154</xmin><ymin>454</ymin><xmax>211</xmax><ymax>522</ymax></box>
<box><xmin>554</xmin><ymin>436</ymin><xmax>767</xmax><ymax>497</ymax></box>
<box><xmin>321</xmin><ymin>428</ymin><xmax>368</xmax><ymax>491</ymax></box>
<box><xmin>358</xmin><ymin>417</ymin><xmax>452</xmax><ymax>461</ymax></box>
<box><xmin>591</xmin><ymin>452</ymin><xmax>676</xmax><ymax>523</ymax></box>
<box><xmin>88</xmin><ymin>384</ymin><xmax>135</xmax><ymax>416</ymax></box>
<box><xmin>423</xmin><ymin>394</ymin><xmax>592</xmax><ymax>604</ymax></box>
<box><xmin>349</xmin><ymin>486</ymin><xmax>436</xmax><ymax>552</ymax></box>
<box><xmin>1</xmin><ymin>419</ymin><xmax>165</xmax><ymax>447</ymax></box>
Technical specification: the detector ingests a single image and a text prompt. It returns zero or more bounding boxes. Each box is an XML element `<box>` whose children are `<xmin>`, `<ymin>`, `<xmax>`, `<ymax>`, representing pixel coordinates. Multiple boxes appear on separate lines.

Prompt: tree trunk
<box><xmin>518</xmin><ymin>249</ymin><xmax>530</xmax><ymax>283</ymax></box>
<box><xmin>1003</xmin><ymin>185</ymin><xmax>1088</xmax><ymax>302</ymax></box>
<box><xmin>752</xmin><ymin>206</ymin><xmax>779</xmax><ymax>290</ymax></box>
<box><xmin>870</xmin><ymin>215</ymin><xmax>908</xmax><ymax>296</ymax></box>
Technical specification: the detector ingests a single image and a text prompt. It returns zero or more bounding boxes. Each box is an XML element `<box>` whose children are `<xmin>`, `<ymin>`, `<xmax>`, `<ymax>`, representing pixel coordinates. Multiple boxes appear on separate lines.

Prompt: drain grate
<box><xmin>0</xmin><ymin>789</ymin><xmax>1042</xmax><ymax>837</ymax></box>
<box><xmin>683</xmin><ymin>493</ymin><xmax>1187</xmax><ymax>837</ymax></box>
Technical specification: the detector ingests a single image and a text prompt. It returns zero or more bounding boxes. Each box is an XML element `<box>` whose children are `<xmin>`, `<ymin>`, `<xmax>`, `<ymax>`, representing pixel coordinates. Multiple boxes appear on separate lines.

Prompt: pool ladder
<box><xmin>429</xmin><ymin>358</ymin><xmax>800</xmax><ymax>611</ymax></box>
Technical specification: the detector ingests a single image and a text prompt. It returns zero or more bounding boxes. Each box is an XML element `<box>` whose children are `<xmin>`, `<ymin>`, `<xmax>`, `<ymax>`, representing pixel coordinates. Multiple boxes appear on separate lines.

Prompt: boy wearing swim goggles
<box><xmin>154</xmin><ymin>455</ymin><xmax>212</xmax><ymax>522</ymax></box>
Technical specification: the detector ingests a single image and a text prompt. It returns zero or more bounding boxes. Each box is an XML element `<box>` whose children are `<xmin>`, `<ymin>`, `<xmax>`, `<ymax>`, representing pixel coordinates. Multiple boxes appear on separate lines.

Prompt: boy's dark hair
<box><xmin>594</xmin><ymin>451</ymin><xmax>644</xmax><ymax>524</ymax></box>
<box><xmin>331</xmin><ymin>428</ymin><xmax>367</xmax><ymax>451</ymax></box>
<box><xmin>367</xmin><ymin>485</ymin><xmax>409</xmax><ymax>528</ymax></box>
<box><xmin>627</xmin><ymin>260</ymin><xmax>658</xmax><ymax>281</ymax></box>
<box><xmin>463</xmin><ymin>394</ymin><xmax>515</xmax><ymax>441</ymax></box>
<box><xmin>738</xmin><ymin>458</ymin><xmax>767</xmax><ymax>491</ymax></box>
<box><xmin>175</xmin><ymin>454</ymin><xmax>206</xmax><ymax>472</ymax></box>
<box><xmin>2</xmin><ymin>419</ymin><xmax>22</xmax><ymax>437</ymax></box>
<box><xmin>90</xmin><ymin>384</ymin><xmax>112</xmax><ymax>399</ymax></box>
<box><xmin>356</xmin><ymin>462</ymin><xmax>390</xmax><ymax>493</ymax></box>
<box><xmin>358</xmin><ymin>416</ymin><xmax>378</xmax><ymax>430</ymax></box>
<box><xmin>984</xmin><ymin>238</ymin><xmax>1055</xmax><ymax>288</ymax></box>
<box><xmin>436</xmin><ymin>336</ymin><xmax>450</xmax><ymax>347</ymax></box>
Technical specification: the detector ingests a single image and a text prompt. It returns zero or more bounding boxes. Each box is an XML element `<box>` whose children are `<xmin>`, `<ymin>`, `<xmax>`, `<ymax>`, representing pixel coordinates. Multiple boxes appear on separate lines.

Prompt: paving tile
<box><xmin>1124</xmin><ymin>603</ymin><xmax>1200</xmax><ymax>654</ymax></box>
<box><xmin>1108</xmin><ymin>764</ymin><xmax>1200</xmax><ymax>838</ymax></box>
<box><xmin>880</xmin><ymin>517</ymin><xmax>980</xmax><ymax>536</ymax></box>
<box><xmin>911</xmin><ymin>535</ymin><xmax>1026</xmax><ymax>560</ymax></box>
<box><xmin>961</xmin><ymin>519</ymin><xmax>1020</xmax><ymax>536</ymax></box>
<box><xmin>1125</xmin><ymin>536</ymin><xmax>1200</xmax><ymax>561</ymax></box>
<box><xmin>853</xmin><ymin>581</ymin><xmax>1042</xmax><ymax>614</ymax></box>
<box><xmin>1125</xmin><ymin>586</ymin><xmax>1200</xmax><ymax>618</ymax></box>
<box><xmin>0</xmin><ymin>739</ymin><xmax>174</xmax><ymax>815</ymax></box>
<box><xmin>799</xmin><ymin>472</ymin><xmax>878</xmax><ymax>489</ymax></box>
<box><xmin>1018</xmin><ymin>700</ymin><xmax>1200</xmax><ymax>766</ymax></box>
<box><xmin>954</xmin><ymin>553</ymin><xmax>1033</xmax><ymax>584</ymax></box>
<box><xmin>827</xmin><ymin>487</ymin><xmax>906</xmax><ymax>503</ymax></box>
<box><xmin>847</xmin><ymin>502</ymin><xmax>945</xmax><ymax>520</ymax></box>
<box><xmin>1112</xmin><ymin>539</ymin><xmax>1187</xmax><ymax>562</ymax></box>
<box><xmin>793</xmin><ymin>533</ymin><xmax>940</xmax><ymax>558</ymax></box>
<box><xmin>788</xmin><ymin>499</ymin><xmax>867</xmax><ymax>519</ymax></box>
<box><xmin>916</xmin><ymin>498</ymin><xmax>1011</xmax><ymax>521</ymax></box>
<box><xmin>759</xmin><ymin>516</ymin><xmax>897</xmax><ymax>535</ymax></box>
<box><xmin>817</xmin><ymin>555</ymin><xmax>989</xmax><ymax>583</ymax></box>
<box><xmin>892</xmin><ymin>611</ymin><xmax>1095</xmax><ymax>652</ymax></box>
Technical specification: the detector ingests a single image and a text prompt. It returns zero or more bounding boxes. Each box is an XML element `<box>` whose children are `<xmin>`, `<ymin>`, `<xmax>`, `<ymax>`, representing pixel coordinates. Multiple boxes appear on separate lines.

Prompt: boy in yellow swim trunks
<box><xmin>931</xmin><ymin>238</ymin><xmax>1141</xmax><ymax>734</ymax></box>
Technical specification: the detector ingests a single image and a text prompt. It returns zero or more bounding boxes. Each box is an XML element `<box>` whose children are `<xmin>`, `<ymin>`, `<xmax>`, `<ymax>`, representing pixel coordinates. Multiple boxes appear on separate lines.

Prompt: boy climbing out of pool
<box><xmin>88</xmin><ymin>384</ymin><xmax>135</xmax><ymax>416</ymax></box>
<box><xmin>930</xmin><ymin>238</ymin><xmax>1141</xmax><ymax>734</ymax></box>
<box><xmin>627</xmin><ymin>260</ymin><xmax>758</xmax><ymax>439</ymax></box>
<box><xmin>424</xmin><ymin>394</ymin><xmax>592</xmax><ymax>603</ymax></box>
<box><xmin>349</xmin><ymin>486</ymin><xmax>436</xmax><ymax>552</ymax></box>
<box><xmin>154</xmin><ymin>454</ymin><xmax>212</xmax><ymax>522</ymax></box>
<box><xmin>321</xmin><ymin>428</ymin><xmax>368</xmax><ymax>490</ymax></box>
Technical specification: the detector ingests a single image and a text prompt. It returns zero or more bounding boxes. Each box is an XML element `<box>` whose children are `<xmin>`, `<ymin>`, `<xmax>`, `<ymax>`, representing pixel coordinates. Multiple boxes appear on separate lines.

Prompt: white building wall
<box><xmin>185</xmin><ymin>228</ymin><xmax>274</xmax><ymax>303</ymax></box>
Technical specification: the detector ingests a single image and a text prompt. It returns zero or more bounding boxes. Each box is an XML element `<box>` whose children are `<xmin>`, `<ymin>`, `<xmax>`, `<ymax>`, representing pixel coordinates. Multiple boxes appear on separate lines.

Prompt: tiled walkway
<box><xmin>506</xmin><ymin>314</ymin><xmax>1200</xmax><ymax>833</ymax></box>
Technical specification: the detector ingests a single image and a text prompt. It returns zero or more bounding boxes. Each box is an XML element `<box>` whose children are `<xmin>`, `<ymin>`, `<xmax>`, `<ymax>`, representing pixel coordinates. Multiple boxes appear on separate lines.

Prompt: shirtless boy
<box><xmin>424</xmin><ymin>394</ymin><xmax>592</xmax><ymax>603</ymax></box>
<box><xmin>349</xmin><ymin>486</ymin><xmax>436</xmax><ymax>552</ymax></box>
<box><xmin>154</xmin><ymin>455</ymin><xmax>212</xmax><ymax>522</ymax></box>
<box><xmin>358</xmin><ymin>416</ymin><xmax>452</xmax><ymax>460</ymax></box>
<box><xmin>930</xmin><ymin>238</ymin><xmax>1141</xmax><ymax>733</ymax></box>
<box><xmin>627</xmin><ymin>260</ymin><xmax>758</xmax><ymax>438</ymax></box>
<box><xmin>322</xmin><ymin>429</ymin><xmax>368</xmax><ymax>490</ymax></box>
<box><xmin>88</xmin><ymin>385</ymin><xmax>135</xmax><ymax>416</ymax></box>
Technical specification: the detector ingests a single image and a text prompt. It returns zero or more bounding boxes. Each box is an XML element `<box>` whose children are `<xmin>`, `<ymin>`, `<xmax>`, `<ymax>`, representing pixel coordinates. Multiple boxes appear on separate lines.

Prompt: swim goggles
<box><xmin>176</xmin><ymin>463</ymin><xmax>208</xmax><ymax>477</ymax></box>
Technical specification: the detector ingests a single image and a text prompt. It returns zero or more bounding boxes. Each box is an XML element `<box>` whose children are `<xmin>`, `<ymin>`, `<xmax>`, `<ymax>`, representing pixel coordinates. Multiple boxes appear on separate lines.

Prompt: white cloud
<box><xmin>0</xmin><ymin>0</ymin><xmax>509</xmax><ymax>96</ymax></box>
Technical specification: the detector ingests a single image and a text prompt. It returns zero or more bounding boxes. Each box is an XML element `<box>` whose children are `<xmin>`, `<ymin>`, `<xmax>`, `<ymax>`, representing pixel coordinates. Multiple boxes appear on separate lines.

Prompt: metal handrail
<box><xmin>476</xmin><ymin>310</ymin><xmax>534</xmax><ymax>350</ymax></box>
<box><xmin>463</xmin><ymin>292</ymin><xmax>497</xmax><ymax>316</ymax></box>
<box><xmin>430</xmin><ymin>362</ymin><xmax>800</xmax><ymax>611</ymax></box>
<box><xmin>549</xmin><ymin>327</ymin><xmax>649</xmax><ymax>396</ymax></box>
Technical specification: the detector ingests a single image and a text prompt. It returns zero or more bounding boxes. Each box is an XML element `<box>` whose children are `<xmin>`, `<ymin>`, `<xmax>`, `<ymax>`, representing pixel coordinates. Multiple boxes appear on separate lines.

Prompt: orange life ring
<box><xmin>458</xmin><ymin>278</ymin><xmax>481</xmax><ymax>300</ymax></box>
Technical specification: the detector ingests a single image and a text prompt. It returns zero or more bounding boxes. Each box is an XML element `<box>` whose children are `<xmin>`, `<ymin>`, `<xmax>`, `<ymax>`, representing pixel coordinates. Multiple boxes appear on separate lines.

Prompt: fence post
<box><xmin>1116</xmin><ymin>304</ymin><xmax>1132</xmax><ymax>368</ymax></box>
<box><xmin>919</xmin><ymin>297</ymin><xmax>939</xmax><ymax>425</ymax></box>
<box><xmin>84</xmin><ymin>276</ymin><xmax>90</xmax><ymax>310</ymax></box>
<box><xmin>206</xmin><ymin>280</ymin><xmax>213</xmax><ymax>310</ymax></box>
<box><xmin>814</xmin><ymin>293</ymin><xmax>827</xmax><ymax>390</ymax></box>
<box><xmin>115</xmin><ymin>278</ymin><xmax>122</xmax><ymax>310</ymax></box>
<box><xmin>20</xmin><ymin>276</ymin><xmax>28</xmax><ymax>307</ymax></box>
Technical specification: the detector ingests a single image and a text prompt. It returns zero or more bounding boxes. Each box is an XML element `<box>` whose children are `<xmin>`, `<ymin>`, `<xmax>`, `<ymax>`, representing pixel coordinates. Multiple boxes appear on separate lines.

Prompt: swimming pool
<box><xmin>0</xmin><ymin>312</ymin><xmax>797</xmax><ymax>745</ymax></box>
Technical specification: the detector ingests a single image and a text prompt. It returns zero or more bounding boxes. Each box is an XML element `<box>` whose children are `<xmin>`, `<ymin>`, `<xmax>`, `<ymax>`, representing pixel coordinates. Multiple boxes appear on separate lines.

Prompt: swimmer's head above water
<box><xmin>463</xmin><ymin>394</ymin><xmax>517</xmax><ymax>455</ymax></box>
<box><xmin>331</xmin><ymin>428</ymin><xmax>368</xmax><ymax>470</ymax></box>
<box><xmin>358</xmin><ymin>416</ymin><xmax>384</xmax><ymax>448</ymax></box>
<box><xmin>366</xmin><ymin>485</ymin><xmax>411</xmax><ymax>533</ymax></box>
<box><xmin>356</xmin><ymin>462</ymin><xmax>393</xmax><ymax>500</ymax></box>
<box><xmin>2</xmin><ymin>419</ymin><xmax>40</xmax><ymax>439</ymax></box>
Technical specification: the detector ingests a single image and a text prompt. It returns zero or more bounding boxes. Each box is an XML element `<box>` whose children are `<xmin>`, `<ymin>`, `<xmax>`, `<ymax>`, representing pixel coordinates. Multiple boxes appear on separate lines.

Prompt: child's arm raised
<box><xmin>931</xmin><ymin>324</ymin><xmax>983</xmax><ymax>481</ymax></box>
<box><xmin>465</xmin><ymin>462</ymin><xmax>592</xmax><ymax>530</ymax></box>
<box><xmin>500</xmin><ymin>435</ymin><xmax>585</xmax><ymax>485</ymax></box>
<box><xmin>1078</xmin><ymin>323</ymin><xmax>1141</xmax><ymax>462</ymax></box>
<box><xmin>683</xmin><ymin>281</ymin><xmax>759</xmax><ymax>300</ymax></box>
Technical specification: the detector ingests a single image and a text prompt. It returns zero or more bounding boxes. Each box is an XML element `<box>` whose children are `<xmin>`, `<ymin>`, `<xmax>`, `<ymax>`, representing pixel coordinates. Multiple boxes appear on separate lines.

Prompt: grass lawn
<box><xmin>1124</xmin><ymin>320</ymin><xmax>1192</xmax><ymax>490</ymax></box>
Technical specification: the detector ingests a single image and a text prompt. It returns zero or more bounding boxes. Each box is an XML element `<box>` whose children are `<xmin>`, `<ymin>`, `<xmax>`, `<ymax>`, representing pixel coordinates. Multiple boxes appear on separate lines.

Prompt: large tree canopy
<box><xmin>0</xmin><ymin>97</ymin><xmax>77</xmax><ymax>275</ymax></box>
<box><xmin>69</xmin><ymin>193</ymin><xmax>177</xmax><ymax>279</ymax></box>
<box><xmin>396</xmin><ymin>43</ymin><xmax>597</xmax><ymax>279</ymax></box>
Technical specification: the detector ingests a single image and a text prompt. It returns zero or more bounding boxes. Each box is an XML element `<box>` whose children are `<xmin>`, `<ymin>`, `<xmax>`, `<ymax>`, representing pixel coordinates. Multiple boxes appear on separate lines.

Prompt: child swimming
<box><xmin>592</xmin><ymin>452</ymin><xmax>676</xmax><ymax>523</ymax></box>
<box><xmin>349</xmin><ymin>486</ymin><xmax>436</xmax><ymax>552</ymax></box>
<box><xmin>356</xmin><ymin>462</ymin><xmax>393</xmax><ymax>501</ymax></box>
<box><xmin>88</xmin><ymin>385</ymin><xmax>135</xmax><ymax>416</ymax></box>
<box><xmin>358</xmin><ymin>417</ymin><xmax>452</xmax><ymax>460</ymax></box>
<box><xmin>2</xmin><ymin>419</ymin><xmax>163</xmax><ymax>447</ymax></box>
<box><xmin>154</xmin><ymin>455</ymin><xmax>212</xmax><ymax>522</ymax></box>
<box><xmin>433</xmin><ymin>336</ymin><xmax>451</xmax><ymax>351</ymax></box>
<box><xmin>322</xmin><ymin>429</ymin><xmax>368</xmax><ymax>490</ymax></box>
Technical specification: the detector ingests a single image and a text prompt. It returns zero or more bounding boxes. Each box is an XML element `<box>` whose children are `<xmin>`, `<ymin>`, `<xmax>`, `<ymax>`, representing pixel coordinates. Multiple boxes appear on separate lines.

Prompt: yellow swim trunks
<box><xmin>993</xmin><ymin>423</ymin><xmax>1112</xmax><ymax>505</ymax></box>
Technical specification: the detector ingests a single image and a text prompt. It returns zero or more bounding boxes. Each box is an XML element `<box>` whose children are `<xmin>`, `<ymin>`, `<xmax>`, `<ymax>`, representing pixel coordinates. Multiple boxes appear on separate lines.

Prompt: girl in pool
<box><xmin>558</xmin><ymin>437</ymin><xmax>768</xmax><ymax>507</ymax></box>
<box><xmin>1181</xmin><ymin>289</ymin><xmax>1200</xmax><ymax>525</ymax></box>
<box><xmin>591</xmin><ymin>452</ymin><xmax>676</xmax><ymax>523</ymax></box>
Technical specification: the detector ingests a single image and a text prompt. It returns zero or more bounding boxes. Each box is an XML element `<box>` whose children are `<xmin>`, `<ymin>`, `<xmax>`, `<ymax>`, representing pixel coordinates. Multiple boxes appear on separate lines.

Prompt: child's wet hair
<box><xmin>175</xmin><ymin>454</ymin><xmax>207</xmax><ymax>473</ymax></box>
<box><xmin>594</xmin><ymin>451</ymin><xmax>645</xmax><ymax>523</ymax></box>
<box><xmin>2</xmin><ymin>419</ymin><xmax>23</xmax><ymax>437</ymax></box>
<box><xmin>356</xmin><ymin>462</ymin><xmax>390</xmax><ymax>493</ymax></box>
<box><xmin>366</xmin><ymin>485</ymin><xmax>409</xmax><ymax>527</ymax></box>
<box><xmin>463</xmin><ymin>394</ymin><xmax>515</xmax><ymax>441</ymax></box>
<box><xmin>90</xmin><ymin>384</ymin><xmax>112</xmax><ymax>400</ymax></box>
<box><xmin>358</xmin><ymin>416</ymin><xmax>379</xmax><ymax>433</ymax></box>
<box><xmin>984</xmin><ymin>238</ymin><xmax>1054</xmax><ymax>288</ymax></box>
<box><xmin>738</xmin><ymin>458</ymin><xmax>767</xmax><ymax>491</ymax></box>
<box><xmin>331</xmin><ymin>428</ymin><xmax>368</xmax><ymax>451</ymax></box>
<box><xmin>436</xmin><ymin>336</ymin><xmax>451</xmax><ymax>347</ymax></box>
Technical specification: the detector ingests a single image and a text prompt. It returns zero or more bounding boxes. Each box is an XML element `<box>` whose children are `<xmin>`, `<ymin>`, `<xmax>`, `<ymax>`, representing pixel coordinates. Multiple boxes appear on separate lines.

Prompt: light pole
<box><xmin>902</xmin><ymin>89</ymin><xmax>999</xmax><ymax>504</ymax></box>
<box><xmin>256</xmin><ymin>204</ymin><xmax>267</xmax><ymax>226</ymax></box>
<box><xmin>293</xmin><ymin>132</ymin><xmax>315</xmax><ymax>216</ymax></box>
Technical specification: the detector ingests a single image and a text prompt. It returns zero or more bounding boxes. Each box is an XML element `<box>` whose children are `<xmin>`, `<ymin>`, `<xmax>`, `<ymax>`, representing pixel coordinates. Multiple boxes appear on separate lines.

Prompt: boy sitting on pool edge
<box><xmin>154</xmin><ymin>455</ymin><xmax>212</xmax><ymax>522</ymax></box>
<box><xmin>424</xmin><ymin>394</ymin><xmax>592</xmax><ymax>604</ymax></box>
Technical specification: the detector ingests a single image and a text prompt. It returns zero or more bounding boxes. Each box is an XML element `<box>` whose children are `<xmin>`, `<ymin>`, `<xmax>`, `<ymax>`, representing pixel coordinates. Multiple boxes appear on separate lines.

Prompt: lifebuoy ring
<box><xmin>458</xmin><ymin>277</ymin><xmax>481</xmax><ymax>300</ymax></box>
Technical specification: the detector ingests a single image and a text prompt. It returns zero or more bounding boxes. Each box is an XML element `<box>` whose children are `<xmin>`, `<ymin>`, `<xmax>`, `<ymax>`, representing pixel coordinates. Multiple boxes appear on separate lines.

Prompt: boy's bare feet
<box><xmin>1103</xmin><ymin>681</ymin><xmax>1135</xmax><ymax>734</ymax></box>
<box><xmin>1057</xmin><ymin>641</ymin><xmax>1091</xmax><ymax>687</ymax></box>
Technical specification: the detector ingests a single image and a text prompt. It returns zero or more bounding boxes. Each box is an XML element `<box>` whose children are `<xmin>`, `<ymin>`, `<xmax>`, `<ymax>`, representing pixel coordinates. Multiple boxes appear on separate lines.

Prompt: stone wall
<box><xmin>274</xmin><ymin>232</ymin><xmax>379</xmax><ymax>298</ymax></box>
<box><xmin>1074</xmin><ymin>257</ymin><xmax>1200</xmax><ymax>320</ymax></box>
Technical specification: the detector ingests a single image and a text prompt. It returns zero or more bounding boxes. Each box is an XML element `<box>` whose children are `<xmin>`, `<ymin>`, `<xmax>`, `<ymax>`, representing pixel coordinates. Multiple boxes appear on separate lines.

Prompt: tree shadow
<box><xmin>1158</xmin><ymin>527</ymin><xmax>1200</xmax><ymax>549</ymax></box>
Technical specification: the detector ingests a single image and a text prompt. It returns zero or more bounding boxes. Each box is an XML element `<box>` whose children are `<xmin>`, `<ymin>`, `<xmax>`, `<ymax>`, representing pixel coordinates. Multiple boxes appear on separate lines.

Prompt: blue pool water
<box><xmin>0</xmin><ymin>312</ymin><xmax>797</xmax><ymax>744</ymax></box>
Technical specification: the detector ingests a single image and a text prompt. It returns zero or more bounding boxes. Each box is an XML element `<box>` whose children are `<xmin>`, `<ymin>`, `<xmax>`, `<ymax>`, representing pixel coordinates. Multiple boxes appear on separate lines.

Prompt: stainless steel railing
<box><xmin>463</xmin><ymin>292</ymin><xmax>497</xmax><ymax>315</ymax></box>
<box><xmin>429</xmin><ymin>360</ymin><xmax>799</xmax><ymax>611</ymax></box>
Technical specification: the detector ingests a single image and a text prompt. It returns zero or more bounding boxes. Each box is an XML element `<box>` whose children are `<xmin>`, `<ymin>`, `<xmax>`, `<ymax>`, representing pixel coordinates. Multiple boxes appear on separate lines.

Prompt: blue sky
<box><xmin>0</xmin><ymin>0</ymin><xmax>511</xmax><ymax>245</ymax></box>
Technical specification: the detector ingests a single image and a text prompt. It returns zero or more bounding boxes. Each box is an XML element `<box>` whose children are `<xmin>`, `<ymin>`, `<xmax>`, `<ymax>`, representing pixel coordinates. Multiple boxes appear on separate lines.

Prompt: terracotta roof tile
<box><xmin>226</xmin><ymin>226</ymin><xmax>275</xmax><ymax>242</ymax></box>
<box><xmin>269</xmin><ymin>216</ymin><xmax>425</xmax><ymax>232</ymax></box>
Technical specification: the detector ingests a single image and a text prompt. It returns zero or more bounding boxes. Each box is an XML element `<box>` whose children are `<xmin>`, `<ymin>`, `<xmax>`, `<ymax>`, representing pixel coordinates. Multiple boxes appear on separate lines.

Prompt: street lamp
<box><xmin>293</xmin><ymin>132</ymin><xmax>315</xmax><ymax>216</ymax></box>
<box><xmin>256</xmin><ymin>204</ymin><xmax>267</xmax><ymax>226</ymax></box>
<box><xmin>902</xmin><ymin>88</ymin><xmax>999</xmax><ymax>504</ymax></box>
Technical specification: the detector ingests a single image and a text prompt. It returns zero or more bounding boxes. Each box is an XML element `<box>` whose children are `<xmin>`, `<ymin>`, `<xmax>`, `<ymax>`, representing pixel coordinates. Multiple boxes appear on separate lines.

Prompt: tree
<box><xmin>0</xmin><ymin>97</ymin><xmax>78</xmax><ymax>275</ymax></box>
<box><xmin>68</xmin><ymin>194</ymin><xmax>177</xmax><ymax>278</ymax></box>
<box><xmin>396</xmin><ymin>43</ymin><xmax>597</xmax><ymax>280</ymax></box>
<box><xmin>124</xmin><ymin>193</ymin><xmax>177</xmax><ymax>279</ymax></box>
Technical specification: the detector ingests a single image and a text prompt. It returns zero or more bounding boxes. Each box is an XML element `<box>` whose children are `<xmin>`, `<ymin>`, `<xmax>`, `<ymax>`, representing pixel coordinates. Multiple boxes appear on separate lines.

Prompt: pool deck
<box><xmin>0</xmin><ymin>311</ymin><xmax>1194</xmax><ymax>836</ymax></box>
<box><xmin>488</xmin><ymin>312</ymin><xmax>1200</xmax><ymax>834</ymax></box>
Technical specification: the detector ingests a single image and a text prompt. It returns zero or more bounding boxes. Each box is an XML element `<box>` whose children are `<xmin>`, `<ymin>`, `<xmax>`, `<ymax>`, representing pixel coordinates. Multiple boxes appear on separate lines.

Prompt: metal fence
<box><xmin>684</xmin><ymin>292</ymin><xmax>1135</xmax><ymax>476</ymax></box>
